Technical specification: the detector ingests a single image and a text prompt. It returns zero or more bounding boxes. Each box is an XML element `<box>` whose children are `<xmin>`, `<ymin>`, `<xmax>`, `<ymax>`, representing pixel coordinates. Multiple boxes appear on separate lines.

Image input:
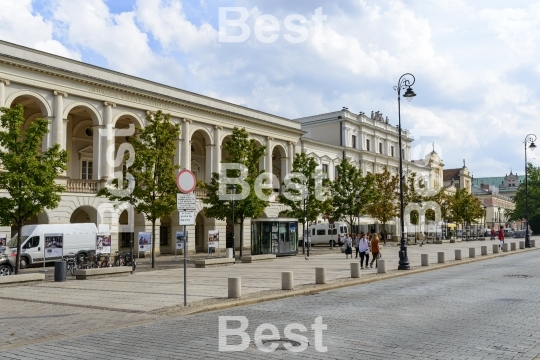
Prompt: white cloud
<box><xmin>0</xmin><ymin>0</ymin><xmax>79</xmax><ymax>59</ymax></box>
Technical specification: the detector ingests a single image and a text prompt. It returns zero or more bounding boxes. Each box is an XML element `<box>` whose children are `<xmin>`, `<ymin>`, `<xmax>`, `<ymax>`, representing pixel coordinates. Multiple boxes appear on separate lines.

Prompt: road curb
<box><xmin>179</xmin><ymin>246</ymin><xmax>540</xmax><ymax>317</ymax></box>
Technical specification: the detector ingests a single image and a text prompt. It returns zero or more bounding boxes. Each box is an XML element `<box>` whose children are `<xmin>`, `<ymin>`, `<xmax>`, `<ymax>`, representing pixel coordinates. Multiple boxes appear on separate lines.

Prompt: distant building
<box><xmin>473</xmin><ymin>171</ymin><xmax>524</xmax><ymax>199</ymax></box>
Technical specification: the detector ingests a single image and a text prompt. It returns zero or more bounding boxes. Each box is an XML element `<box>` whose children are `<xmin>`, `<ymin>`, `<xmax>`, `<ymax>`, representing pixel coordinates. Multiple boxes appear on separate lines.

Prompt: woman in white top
<box><xmin>358</xmin><ymin>232</ymin><xmax>370</xmax><ymax>269</ymax></box>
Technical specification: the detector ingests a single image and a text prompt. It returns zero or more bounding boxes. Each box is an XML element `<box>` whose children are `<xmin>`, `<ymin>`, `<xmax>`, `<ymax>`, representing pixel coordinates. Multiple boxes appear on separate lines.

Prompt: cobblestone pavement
<box><xmin>3</xmin><ymin>246</ymin><xmax>540</xmax><ymax>359</ymax></box>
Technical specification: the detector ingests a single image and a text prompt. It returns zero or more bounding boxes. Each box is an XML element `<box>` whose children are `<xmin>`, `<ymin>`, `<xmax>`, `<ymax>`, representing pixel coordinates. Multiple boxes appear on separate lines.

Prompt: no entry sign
<box><xmin>176</xmin><ymin>169</ymin><xmax>196</xmax><ymax>194</ymax></box>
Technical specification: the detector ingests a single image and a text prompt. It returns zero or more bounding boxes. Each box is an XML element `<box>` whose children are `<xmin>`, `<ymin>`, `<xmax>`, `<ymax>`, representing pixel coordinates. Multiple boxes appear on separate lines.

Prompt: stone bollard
<box><xmin>226</xmin><ymin>248</ymin><xmax>234</xmax><ymax>258</ymax></box>
<box><xmin>502</xmin><ymin>243</ymin><xmax>509</xmax><ymax>252</ymax></box>
<box><xmin>455</xmin><ymin>249</ymin><xmax>462</xmax><ymax>260</ymax></box>
<box><xmin>519</xmin><ymin>241</ymin><xmax>525</xmax><ymax>250</ymax></box>
<box><xmin>511</xmin><ymin>242</ymin><xmax>516</xmax><ymax>251</ymax></box>
<box><xmin>421</xmin><ymin>254</ymin><xmax>429</xmax><ymax>266</ymax></box>
<box><xmin>228</xmin><ymin>277</ymin><xmax>241</xmax><ymax>298</ymax></box>
<box><xmin>315</xmin><ymin>267</ymin><xmax>326</xmax><ymax>284</ymax></box>
<box><xmin>377</xmin><ymin>259</ymin><xmax>386</xmax><ymax>274</ymax></box>
<box><xmin>493</xmin><ymin>244</ymin><xmax>499</xmax><ymax>254</ymax></box>
<box><xmin>532</xmin><ymin>240</ymin><xmax>536</xmax><ymax>247</ymax></box>
<box><xmin>438</xmin><ymin>252</ymin><xmax>445</xmax><ymax>264</ymax></box>
<box><xmin>481</xmin><ymin>246</ymin><xmax>488</xmax><ymax>256</ymax></box>
<box><xmin>469</xmin><ymin>248</ymin><xmax>475</xmax><ymax>258</ymax></box>
<box><xmin>282</xmin><ymin>271</ymin><xmax>293</xmax><ymax>290</ymax></box>
<box><xmin>350</xmin><ymin>263</ymin><xmax>360</xmax><ymax>278</ymax></box>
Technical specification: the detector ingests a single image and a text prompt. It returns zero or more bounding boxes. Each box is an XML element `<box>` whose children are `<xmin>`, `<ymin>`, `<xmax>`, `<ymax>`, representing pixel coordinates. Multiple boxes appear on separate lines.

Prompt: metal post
<box><xmin>524</xmin><ymin>134</ymin><xmax>536</xmax><ymax>248</ymax></box>
<box><xmin>184</xmin><ymin>224</ymin><xmax>187</xmax><ymax>306</ymax></box>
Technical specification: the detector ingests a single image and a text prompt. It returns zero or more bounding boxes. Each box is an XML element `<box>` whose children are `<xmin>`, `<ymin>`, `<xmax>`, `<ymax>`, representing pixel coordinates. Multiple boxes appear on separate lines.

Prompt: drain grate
<box><xmin>504</xmin><ymin>274</ymin><xmax>533</xmax><ymax>278</ymax></box>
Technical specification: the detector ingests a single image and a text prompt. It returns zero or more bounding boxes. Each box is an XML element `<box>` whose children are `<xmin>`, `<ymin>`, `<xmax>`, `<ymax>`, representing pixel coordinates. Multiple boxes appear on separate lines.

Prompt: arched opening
<box><xmin>8</xmin><ymin>95</ymin><xmax>49</xmax><ymax>152</ymax></box>
<box><xmin>114</xmin><ymin>115</ymin><xmax>140</xmax><ymax>175</ymax></box>
<box><xmin>70</xmin><ymin>206</ymin><xmax>98</xmax><ymax>225</ymax></box>
<box><xmin>195</xmin><ymin>212</ymin><xmax>206</xmax><ymax>253</ymax></box>
<box><xmin>159</xmin><ymin>215</ymin><xmax>171</xmax><ymax>254</ymax></box>
<box><xmin>67</xmin><ymin>106</ymin><xmax>99</xmax><ymax>180</ymax></box>
<box><xmin>191</xmin><ymin>129</ymin><xmax>212</xmax><ymax>183</ymax></box>
<box><xmin>272</xmin><ymin>145</ymin><xmax>287</xmax><ymax>193</ymax></box>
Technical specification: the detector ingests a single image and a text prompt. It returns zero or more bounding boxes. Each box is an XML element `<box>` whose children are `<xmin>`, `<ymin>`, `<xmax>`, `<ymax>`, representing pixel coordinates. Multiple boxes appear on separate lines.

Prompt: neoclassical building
<box><xmin>0</xmin><ymin>40</ymin><xmax>302</xmax><ymax>255</ymax></box>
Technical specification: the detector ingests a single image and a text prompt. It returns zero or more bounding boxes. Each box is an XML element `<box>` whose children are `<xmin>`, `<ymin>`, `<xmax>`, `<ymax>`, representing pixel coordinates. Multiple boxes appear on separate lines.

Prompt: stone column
<box><xmin>266</xmin><ymin>136</ymin><xmax>273</xmax><ymax>174</ymax></box>
<box><xmin>0</xmin><ymin>79</ymin><xmax>10</xmax><ymax>107</ymax></box>
<box><xmin>288</xmin><ymin>141</ymin><xmax>295</xmax><ymax>173</ymax></box>
<box><xmin>213</xmin><ymin>125</ymin><xmax>222</xmax><ymax>175</ymax></box>
<box><xmin>101</xmin><ymin>102</ymin><xmax>116</xmax><ymax>180</ymax></box>
<box><xmin>182</xmin><ymin>119</ymin><xmax>192</xmax><ymax>170</ymax></box>
<box><xmin>52</xmin><ymin>91</ymin><xmax>67</xmax><ymax>148</ymax></box>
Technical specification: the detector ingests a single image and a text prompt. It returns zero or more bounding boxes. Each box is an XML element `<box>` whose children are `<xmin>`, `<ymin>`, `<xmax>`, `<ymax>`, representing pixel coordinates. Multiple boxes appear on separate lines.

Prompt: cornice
<box><xmin>0</xmin><ymin>54</ymin><xmax>306</xmax><ymax>136</ymax></box>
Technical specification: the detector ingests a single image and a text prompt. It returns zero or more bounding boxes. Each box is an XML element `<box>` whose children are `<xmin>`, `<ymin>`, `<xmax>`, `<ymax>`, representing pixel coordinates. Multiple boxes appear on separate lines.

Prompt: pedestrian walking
<box><xmin>380</xmin><ymin>231</ymin><xmax>387</xmax><ymax>247</ymax></box>
<box><xmin>353</xmin><ymin>233</ymin><xmax>360</xmax><ymax>258</ymax></box>
<box><xmin>498</xmin><ymin>226</ymin><xmax>504</xmax><ymax>249</ymax></box>
<box><xmin>344</xmin><ymin>234</ymin><xmax>353</xmax><ymax>259</ymax></box>
<box><xmin>418</xmin><ymin>231</ymin><xmax>425</xmax><ymax>247</ymax></box>
<box><xmin>369</xmin><ymin>233</ymin><xmax>381</xmax><ymax>268</ymax></box>
<box><xmin>490</xmin><ymin>228</ymin><xmax>495</xmax><ymax>241</ymax></box>
<box><xmin>358</xmin><ymin>232</ymin><xmax>370</xmax><ymax>269</ymax></box>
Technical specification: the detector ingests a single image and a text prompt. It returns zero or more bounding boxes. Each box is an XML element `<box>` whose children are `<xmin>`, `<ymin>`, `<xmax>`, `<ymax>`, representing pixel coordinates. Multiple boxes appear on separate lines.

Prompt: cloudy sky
<box><xmin>1</xmin><ymin>0</ymin><xmax>539</xmax><ymax>177</ymax></box>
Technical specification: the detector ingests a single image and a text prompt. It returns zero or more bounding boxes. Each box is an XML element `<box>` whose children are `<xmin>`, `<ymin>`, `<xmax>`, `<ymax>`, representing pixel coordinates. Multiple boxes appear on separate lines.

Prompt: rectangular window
<box><xmin>351</xmin><ymin>135</ymin><xmax>357</xmax><ymax>148</ymax></box>
<box><xmin>322</xmin><ymin>164</ymin><xmax>328</xmax><ymax>173</ymax></box>
<box><xmin>366</xmin><ymin>139</ymin><xmax>370</xmax><ymax>152</ymax></box>
<box><xmin>391</xmin><ymin>146</ymin><xmax>394</xmax><ymax>157</ymax></box>
<box><xmin>317</xmin><ymin>229</ymin><xmax>326</xmax><ymax>235</ymax></box>
<box><xmin>81</xmin><ymin>160</ymin><xmax>93</xmax><ymax>180</ymax></box>
<box><xmin>312</xmin><ymin>228</ymin><xmax>316</xmax><ymax>235</ymax></box>
<box><xmin>379</xmin><ymin>143</ymin><xmax>383</xmax><ymax>154</ymax></box>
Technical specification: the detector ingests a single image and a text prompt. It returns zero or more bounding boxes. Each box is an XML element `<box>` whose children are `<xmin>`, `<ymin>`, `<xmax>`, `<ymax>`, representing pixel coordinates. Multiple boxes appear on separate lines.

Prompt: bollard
<box><xmin>532</xmin><ymin>240</ymin><xmax>536</xmax><ymax>247</ymax></box>
<box><xmin>438</xmin><ymin>252</ymin><xmax>445</xmax><ymax>264</ymax></box>
<box><xmin>377</xmin><ymin>259</ymin><xmax>386</xmax><ymax>273</ymax></box>
<box><xmin>493</xmin><ymin>244</ymin><xmax>499</xmax><ymax>254</ymax></box>
<box><xmin>350</xmin><ymin>263</ymin><xmax>360</xmax><ymax>278</ymax></box>
<box><xmin>282</xmin><ymin>271</ymin><xmax>293</xmax><ymax>290</ymax></box>
<box><xmin>455</xmin><ymin>249</ymin><xmax>462</xmax><ymax>260</ymax></box>
<box><xmin>519</xmin><ymin>241</ymin><xmax>525</xmax><ymax>250</ymax></box>
<box><xmin>481</xmin><ymin>246</ymin><xmax>488</xmax><ymax>256</ymax></box>
<box><xmin>228</xmin><ymin>277</ymin><xmax>241</xmax><ymax>298</ymax></box>
<box><xmin>421</xmin><ymin>254</ymin><xmax>429</xmax><ymax>266</ymax></box>
<box><xmin>225</xmin><ymin>248</ymin><xmax>234</xmax><ymax>258</ymax></box>
<box><xmin>502</xmin><ymin>243</ymin><xmax>509</xmax><ymax>252</ymax></box>
<box><xmin>469</xmin><ymin>248</ymin><xmax>475</xmax><ymax>258</ymax></box>
<box><xmin>511</xmin><ymin>242</ymin><xmax>516</xmax><ymax>251</ymax></box>
<box><xmin>315</xmin><ymin>267</ymin><xmax>326</xmax><ymax>284</ymax></box>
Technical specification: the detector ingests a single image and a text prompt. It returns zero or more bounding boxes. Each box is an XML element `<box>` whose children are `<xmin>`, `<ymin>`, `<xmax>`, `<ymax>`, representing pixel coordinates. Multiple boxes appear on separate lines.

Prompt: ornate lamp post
<box><xmin>524</xmin><ymin>134</ymin><xmax>537</xmax><ymax>247</ymax></box>
<box><xmin>498</xmin><ymin>207</ymin><xmax>501</xmax><ymax>230</ymax></box>
<box><xmin>303</xmin><ymin>187</ymin><xmax>310</xmax><ymax>257</ymax></box>
<box><xmin>442</xmin><ymin>201</ymin><xmax>447</xmax><ymax>239</ymax></box>
<box><xmin>464</xmin><ymin>205</ymin><xmax>468</xmax><ymax>241</ymax></box>
<box><xmin>355</xmin><ymin>195</ymin><xmax>361</xmax><ymax>234</ymax></box>
<box><xmin>227</xmin><ymin>184</ymin><xmax>237</xmax><ymax>257</ymax></box>
<box><xmin>394</xmin><ymin>73</ymin><xmax>416</xmax><ymax>270</ymax></box>
<box><xmin>483</xmin><ymin>205</ymin><xmax>487</xmax><ymax>238</ymax></box>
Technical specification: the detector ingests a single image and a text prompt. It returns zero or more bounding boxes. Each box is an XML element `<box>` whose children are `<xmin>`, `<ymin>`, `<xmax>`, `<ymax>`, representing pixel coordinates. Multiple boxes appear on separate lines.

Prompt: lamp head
<box><xmin>529</xmin><ymin>142</ymin><xmax>537</xmax><ymax>151</ymax></box>
<box><xmin>403</xmin><ymin>86</ymin><xmax>416</xmax><ymax>102</ymax></box>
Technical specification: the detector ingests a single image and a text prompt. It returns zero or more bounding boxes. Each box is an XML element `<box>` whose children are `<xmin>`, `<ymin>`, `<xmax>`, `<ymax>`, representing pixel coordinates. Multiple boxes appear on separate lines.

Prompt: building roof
<box><xmin>472</xmin><ymin>176</ymin><xmax>525</xmax><ymax>187</ymax></box>
<box><xmin>443</xmin><ymin>168</ymin><xmax>461</xmax><ymax>181</ymax></box>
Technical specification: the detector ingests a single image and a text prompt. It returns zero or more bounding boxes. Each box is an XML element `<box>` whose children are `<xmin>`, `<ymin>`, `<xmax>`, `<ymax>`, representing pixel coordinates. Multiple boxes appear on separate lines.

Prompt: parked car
<box><xmin>513</xmin><ymin>230</ymin><xmax>533</xmax><ymax>238</ymax></box>
<box><xmin>0</xmin><ymin>246</ymin><xmax>16</xmax><ymax>276</ymax></box>
<box><xmin>300</xmin><ymin>222</ymin><xmax>349</xmax><ymax>247</ymax></box>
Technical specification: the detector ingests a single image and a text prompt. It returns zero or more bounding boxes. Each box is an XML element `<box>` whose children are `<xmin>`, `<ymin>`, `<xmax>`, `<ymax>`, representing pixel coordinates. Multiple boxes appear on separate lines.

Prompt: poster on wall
<box><xmin>176</xmin><ymin>231</ymin><xmax>187</xmax><ymax>250</ymax></box>
<box><xmin>208</xmin><ymin>230</ymin><xmax>219</xmax><ymax>248</ymax></box>
<box><xmin>0</xmin><ymin>234</ymin><xmax>6</xmax><ymax>246</ymax></box>
<box><xmin>45</xmin><ymin>233</ymin><xmax>63</xmax><ymax>258</ymax></box>
<box><xmin>138</xmin><ymin>232</ymin><xmax>152</xmax><ymax>252</ymax></box>
<box><xmin>96</xmin><ymin>233</ymin><xmax>111</xmax><ymax>254</ymax></box>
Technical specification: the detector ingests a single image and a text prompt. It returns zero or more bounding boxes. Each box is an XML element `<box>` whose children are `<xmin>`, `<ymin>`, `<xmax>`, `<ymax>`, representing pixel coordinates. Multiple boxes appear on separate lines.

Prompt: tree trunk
<box><xmin>239</xmin><ymin>218</ymin><xmax>244</xmax><ymax>259</ymax></box>
<box><xmin>151</xmin><ymin>220</ymin><xmax>156</xmax><ymax>269</ymax></box>
<box><xmin>15</xmin><ymin>223</ymin><xmax>22</xmax><ymax>275</ymax></box>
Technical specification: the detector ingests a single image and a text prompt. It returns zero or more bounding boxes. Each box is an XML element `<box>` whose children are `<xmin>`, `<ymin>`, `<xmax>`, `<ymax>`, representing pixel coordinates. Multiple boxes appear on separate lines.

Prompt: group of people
<box><xmin>342</xmin><ymin>232</ymin><xmax>383</xmax><ymax>269</ymax></box>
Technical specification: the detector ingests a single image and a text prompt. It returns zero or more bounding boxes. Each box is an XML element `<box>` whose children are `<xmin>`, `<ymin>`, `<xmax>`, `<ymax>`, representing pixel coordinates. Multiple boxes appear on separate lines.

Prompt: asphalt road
<box><xmin>3</xmin><ymin>249</ymin><xmax>540</xmax><ymax>359</ymax></box>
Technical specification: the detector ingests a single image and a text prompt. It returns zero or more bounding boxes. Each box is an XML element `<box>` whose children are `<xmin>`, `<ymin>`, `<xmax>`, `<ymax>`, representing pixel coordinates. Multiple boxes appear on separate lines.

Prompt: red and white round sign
<box><xmin>176</xmin><ymin>169</ymin><xmax>196</xmax><ymax>194</ymax></box>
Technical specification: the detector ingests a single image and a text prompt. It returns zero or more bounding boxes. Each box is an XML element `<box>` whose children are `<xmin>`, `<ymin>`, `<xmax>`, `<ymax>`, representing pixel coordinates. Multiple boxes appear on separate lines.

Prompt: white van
<box><xmin>8</xmin><ymin>223</ymin><xmax>102</xmax><ymax>269</ymax></box>
<box><xmin>304</xmin><ymin>222</ymin><xmax>349</xmax><ymax>246</ymax></box>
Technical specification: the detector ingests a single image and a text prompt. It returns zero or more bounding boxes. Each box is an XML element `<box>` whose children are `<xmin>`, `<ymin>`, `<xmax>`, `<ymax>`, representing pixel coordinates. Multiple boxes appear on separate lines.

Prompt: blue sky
<box><xmin>1</xmin><ymin>0</ymin><xmax>540</xmax><ymax>177</ymax></box>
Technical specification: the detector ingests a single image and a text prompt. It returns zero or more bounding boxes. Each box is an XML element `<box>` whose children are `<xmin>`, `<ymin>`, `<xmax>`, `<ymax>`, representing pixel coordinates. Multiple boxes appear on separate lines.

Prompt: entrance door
<box><xmin>278</xmin><ymin>223</ymin><xmax>290</xmax><ymax>254</ymax></box>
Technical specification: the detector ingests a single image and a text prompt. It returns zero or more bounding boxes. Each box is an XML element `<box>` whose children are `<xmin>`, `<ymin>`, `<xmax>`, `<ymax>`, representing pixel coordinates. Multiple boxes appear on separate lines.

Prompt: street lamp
<box><xmin>303</xmin><ymin>187</ymin><xmax>310</xmax><ymax>257</ymax></box>
<box><xmin>442</xmin><ymin>202</ymin><xmax>447</xmax><ymax>240</ymax></box>
<box><xmin>394</xmin><ymin>73</ymin><xmax>416</xmax><ymax>270</ymax></box>
<box><xmin>524</xmin><ymin>134</ymin><xmax>536</xmax><ymax>247</ymax></box>
<box><xmin>483</xmin><ymin>206</ymin><xmax>487</xmax><ymax>238</ymax></box>
<box><xmin>227</xmin><ymin>184</ymin><xmax>237</xmax><ymax>258</ymax></box>
<box><xmin>464</xmin><ymin>205</ymin><xmax>469</xmax><ymax>241</ymax></box>
<box><xmin>355</xmin><ymin>195</ymin><xmax>361</xmax><ymax>234</ymax></box>
<box><xmin>498</xmin><ymin>207</ymin><xmax>501</xmax><ymax>230</ymax></box>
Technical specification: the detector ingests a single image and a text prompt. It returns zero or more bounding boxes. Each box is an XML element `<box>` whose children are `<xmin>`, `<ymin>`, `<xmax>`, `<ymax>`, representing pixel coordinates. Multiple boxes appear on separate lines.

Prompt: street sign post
<box><xmin>177</xmin><ymin>169</ymin><xmax>196</xmax><ymax>194</ymax></box>
<box><xmin>179</xmin><ymin>211</ymin><xmax>195</xmax><ymax>225</ymax></box>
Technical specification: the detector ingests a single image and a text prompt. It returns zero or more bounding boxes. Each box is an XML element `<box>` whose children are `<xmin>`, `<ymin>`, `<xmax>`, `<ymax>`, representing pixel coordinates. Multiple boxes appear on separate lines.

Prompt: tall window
<box><xmin>81</xmin><ymin>160</ymin><xmax>93</xmax><ymax>180</ymax></box>
<box><xmin>366</xmin><ymin>139</ymin><xmax>370</xmax><ymax>152</ymax></box>
<box><xmin>401</xmin><ymin>148</ymin><xmax>404</xmax><ymax>159</ymax></box>
<box><xmin>391</xmin><ymin>146</ymin><xmax>395</xmax><ymax>157</ymax></box>
<box><xmin>351</xmin><ymin>135</ymin><xmax>357</xmax><ymax>149</ymax></box>
<box><xmin>322</xmin><ymin>164</ymin><xmax>328</xmax><ymax>179</ymax></box>
<box><xmin>379</xmin><ymin>143</ymin><xmax>383</xmax><ymax>154</ymax></box>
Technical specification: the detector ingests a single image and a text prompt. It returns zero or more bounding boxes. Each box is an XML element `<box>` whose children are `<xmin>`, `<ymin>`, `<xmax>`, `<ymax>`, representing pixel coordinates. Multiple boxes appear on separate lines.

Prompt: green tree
<box><xmin>329</xmin><ymin>159</ymin><xmax>375</xmax><ymax>231</ymax></box>
<box><xmin>0</xmin><ymin>105</ymin><xmax>68</xmax><ymax>274</ymax></box>
<box><xmin>447</xmin><ymin>188</ymin><xmax>483</xmax><ymax>228</ymax></box>
<box><xmin>366</xmin><ymin>167</ymin><xmax>399</xmax><ymax>234</ymax></box>
<box><xmin>97</xmin><ymin>110</ymin><xmax>180</xmax><ymax>269</ymax></box>
<box><xmin>277</xmin><ymin>152</ymin><xmax>331</xmax><ymax>240</ymax></box>
<box><xmin>507</xmin><ymin>164</ymin><xmax>540</xmax><ymax>233</ymax></box>
<box><xmin>199</xmin><ymin>127</ymin><xmax>269</xmax><ymax>258</ymax></box>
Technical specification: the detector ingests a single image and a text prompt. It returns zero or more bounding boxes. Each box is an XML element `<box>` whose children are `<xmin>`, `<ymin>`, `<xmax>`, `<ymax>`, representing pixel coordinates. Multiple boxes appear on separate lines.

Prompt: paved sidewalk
<box><xmin>0</xmin><ymin>238</ymin><xmax>534</xmax><ymax>313</ymax></box>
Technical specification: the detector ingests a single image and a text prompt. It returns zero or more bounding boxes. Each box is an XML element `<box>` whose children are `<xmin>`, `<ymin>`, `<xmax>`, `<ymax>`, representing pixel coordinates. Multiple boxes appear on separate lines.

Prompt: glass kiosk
<box><xmin>251</xmin><ymin>218</ymin><xmax>298</xmax><ymax>256</ymax></box>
